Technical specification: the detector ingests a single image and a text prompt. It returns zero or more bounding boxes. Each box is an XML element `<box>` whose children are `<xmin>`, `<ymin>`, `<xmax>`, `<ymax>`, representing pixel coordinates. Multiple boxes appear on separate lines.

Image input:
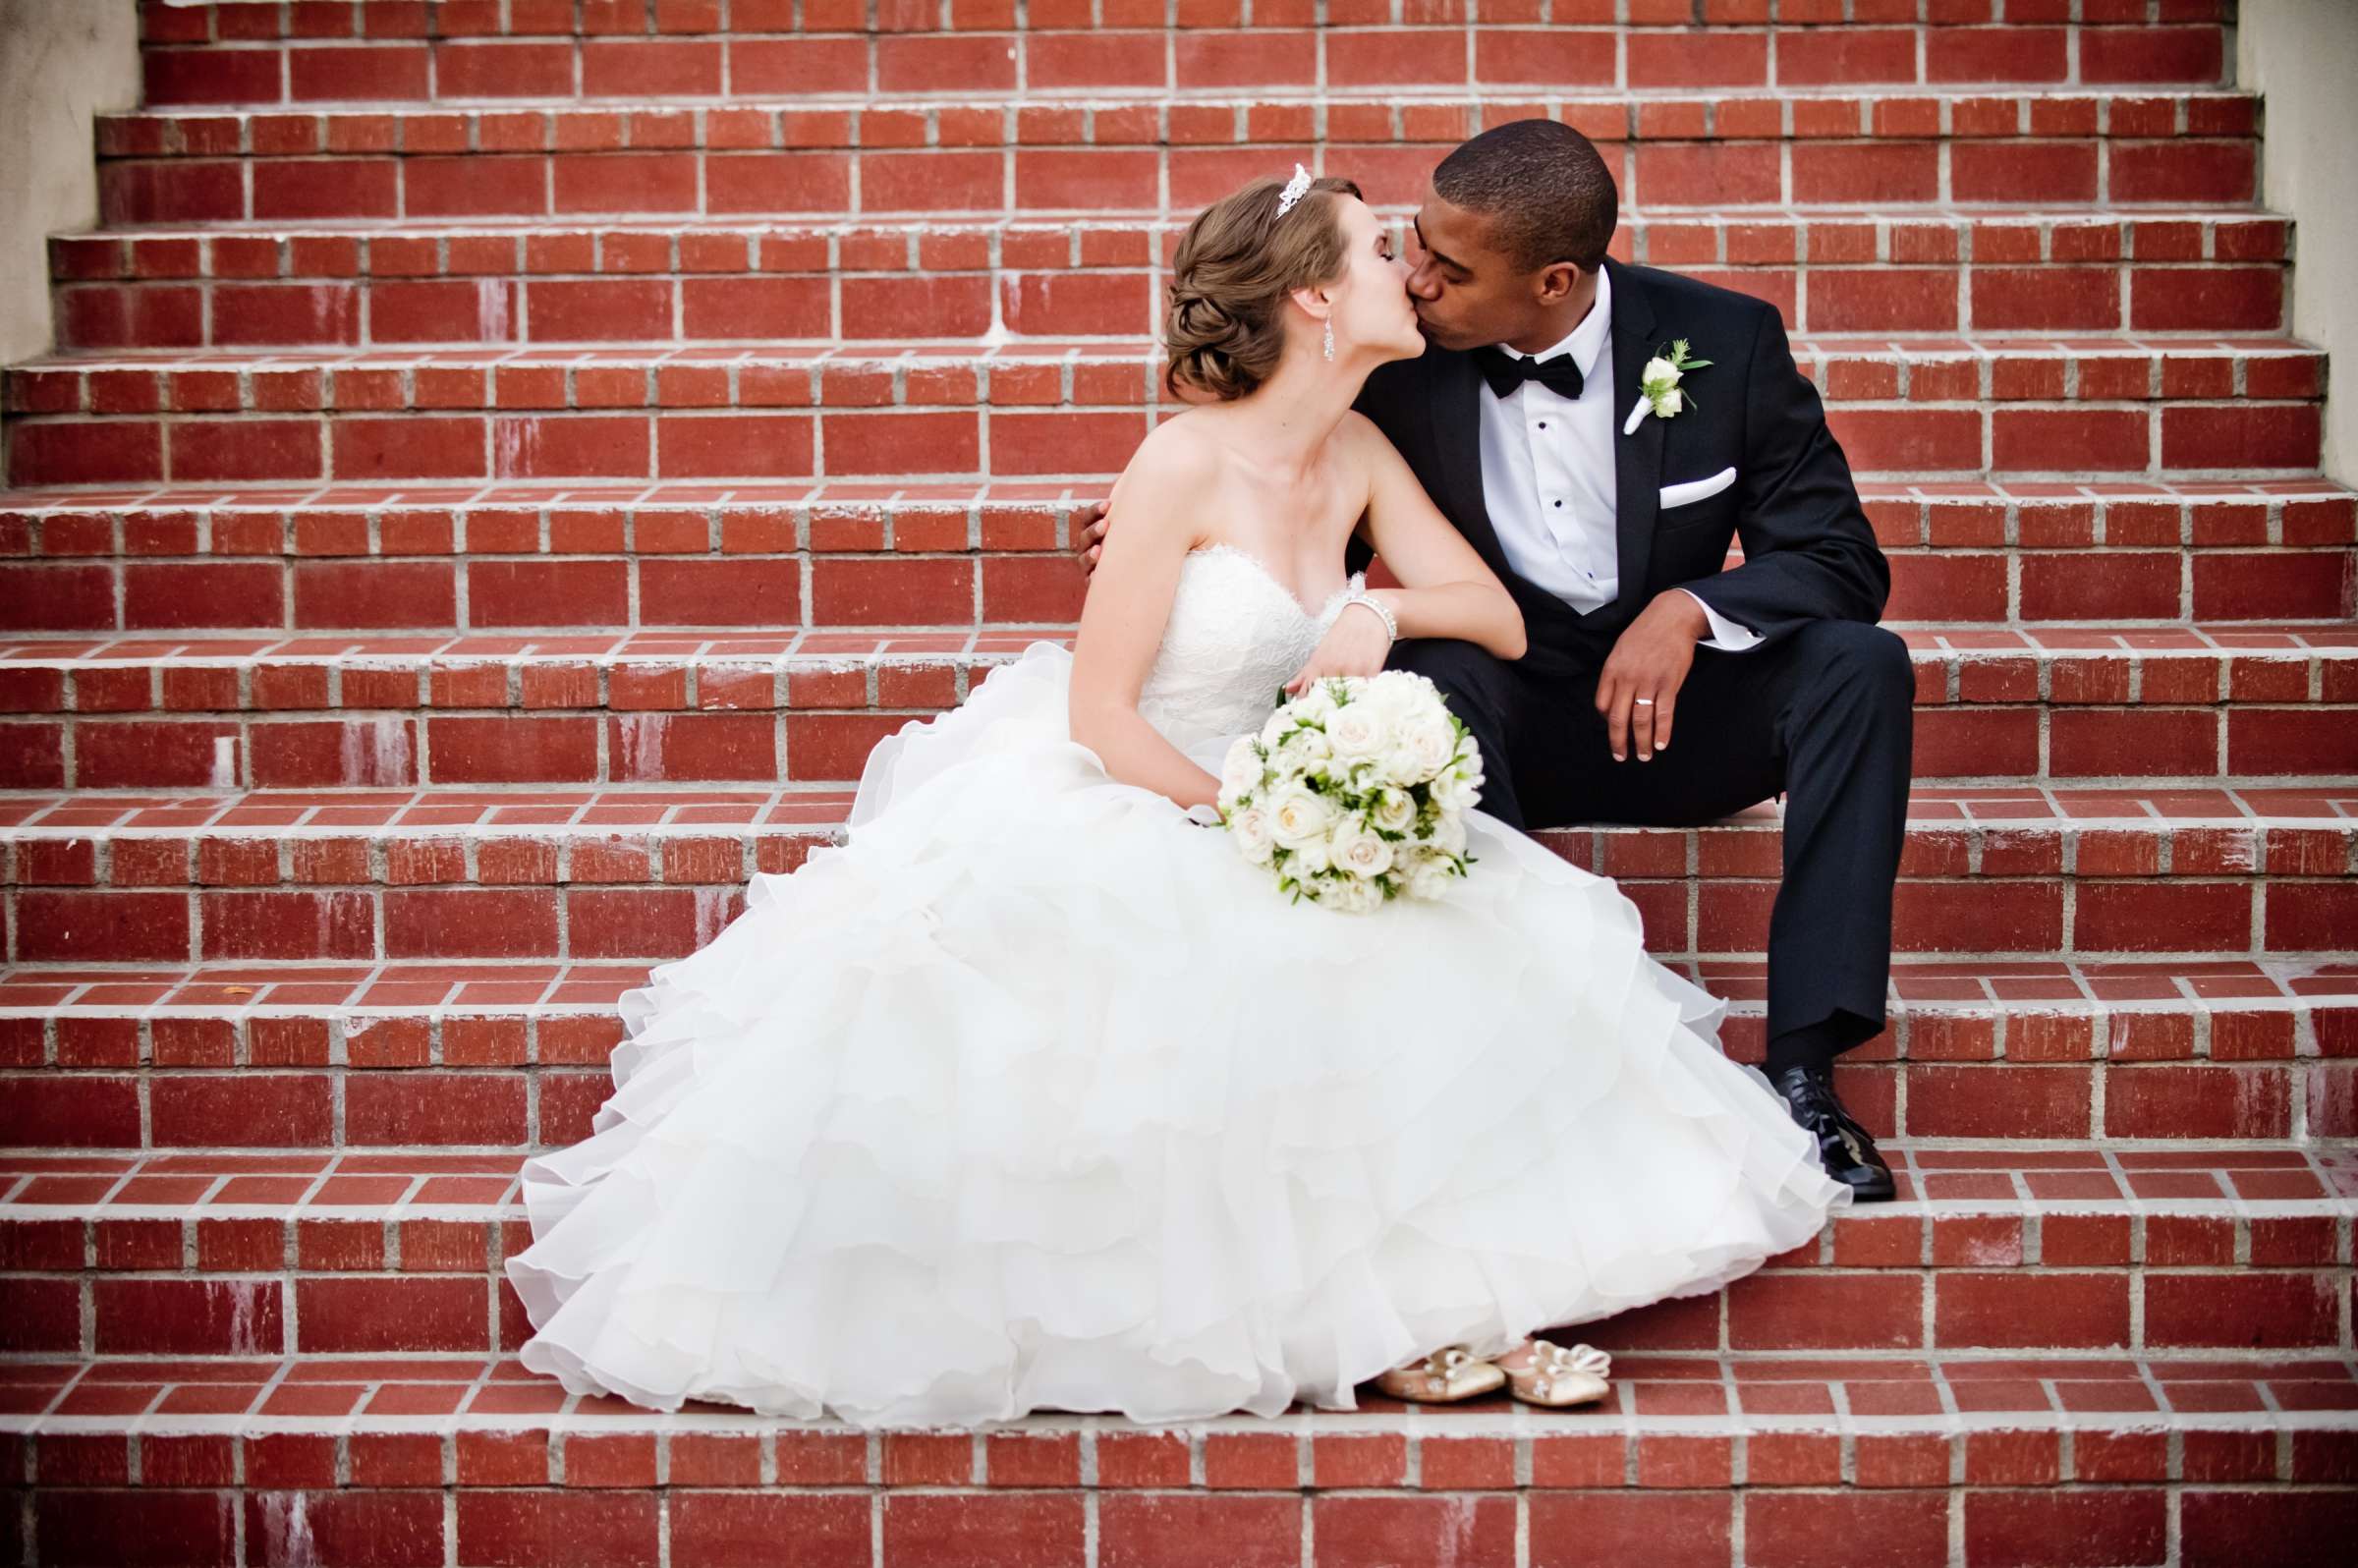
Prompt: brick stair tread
<box><xmin>99</xmin><ymin>86</ymin><xmax>2262</xmax><ymax>131</ymax></box>
<box><xmin>50</xmin><ymin>209</ymin><xmax>2297</xmax><ymax>350</ymax></box>
<box><xmin>6</xmin><ymin>786</ymin><xmax>2356</xmax><ymax>969</ymax></box>
<box><xmin>5</xmin><ymin>475</ymin><xmax>2349</xmax><ymax>526</ymax></box>
<box><xmin>16</xmin><ymin>621</ymin><xmax>2358</xmax><ymax>788</ymax></box>
<box><xmin>7</xmin><ymin>781</ymin><xmax>2355</xmax><ymax>835</ymax></box>
<box><xmin>6</xmin><ymin>1351</ymin><xmax>2348</xmax><ymax>1441</ymax></box>
<box><xmin>7</xmin><ymin>953</ymin><xmax>2355</xmax><ymax>1017</ymax></box>
<box><xmin>8</xmin><ymin>620</ymin><xmax>2353</xmax><ymax>658</ymax></box>
<box><xmin>5</xmin><ymin>1145</ymin><xmax>2350</xmax><ymax>1213</ymax></box>
<box><xmin>56</xmin><ymin>207</ymin><xmax>2293</xmax><ymax>241</ymax></box>
<box><xmin>5</xmin><ymin>954</ymin><xmax>2354</xmax><ymax>1148</ymax></box>
<box><xmin>20</xmin><ymin>334</ymin><xmax>2321</xmax><ymax>370</ymax></box>
<box><xmin>10</xmin><ymin>1353</ymin><xmax>2347</xmax><ymax>1568</ymax></box>
<box><xmin>8</xmin><ymin>623</ymin><xmax>2358</xmax><ymax>795</ymax></box>
<box><xmin>136</xmin><ymin>0</ymin><xmax>2233</xmax><ymax>36</ymax></box>
<box><xmin>89</xmin><ymin>92</ymin><xmax>2267</xmax><ymax>227</ymax></box>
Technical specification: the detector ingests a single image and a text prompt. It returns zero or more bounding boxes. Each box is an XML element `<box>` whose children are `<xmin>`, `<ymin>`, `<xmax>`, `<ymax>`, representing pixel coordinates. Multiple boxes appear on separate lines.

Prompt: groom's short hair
<box><xmin>1432</xmin><ymin>119</ymin><xmax>1617</xmax><ymax>276</ymax></box>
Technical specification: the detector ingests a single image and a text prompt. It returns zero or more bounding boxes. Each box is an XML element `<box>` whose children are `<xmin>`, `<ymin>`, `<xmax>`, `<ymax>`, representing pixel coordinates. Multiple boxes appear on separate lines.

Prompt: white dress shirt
<box><xmin>1476</xmin><ymin>264</ymin><xmax>1762</xmax><ymax>652</ymax></box>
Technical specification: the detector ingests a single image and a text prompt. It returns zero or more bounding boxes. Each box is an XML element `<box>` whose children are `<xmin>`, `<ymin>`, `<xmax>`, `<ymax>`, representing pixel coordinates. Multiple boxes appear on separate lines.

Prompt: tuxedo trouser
<box><xmin>1385</xmin><ymin>618</ymin><xmax>1915</xmax><ymax>1064</ymax></box>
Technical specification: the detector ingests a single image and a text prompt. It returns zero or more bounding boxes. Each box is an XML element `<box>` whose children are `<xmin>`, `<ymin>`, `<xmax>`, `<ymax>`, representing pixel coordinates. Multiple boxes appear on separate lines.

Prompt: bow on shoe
<box><xmin>1527</xmin><ymin>1340</ymin><xmax>1610</xmax><ymax>1397</ymax></box>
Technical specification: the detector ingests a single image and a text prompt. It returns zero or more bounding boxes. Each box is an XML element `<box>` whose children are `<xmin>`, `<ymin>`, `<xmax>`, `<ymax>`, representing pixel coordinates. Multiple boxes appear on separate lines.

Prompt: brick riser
<box><xmin>4</xmin><ymin>487</ymin><xmax>2351</xmax><ymax>633</ymax></box>
<box><xmin>5</xmin><ymin>975</ymin><xmax>2357</xmax><ymax>1150</ymax></box>
<box><xmin>1</xmin><ymin>339</ymin><xmax>2328</xmax><ymax>490</ymax></box>
<box><xmin>6</xmin><ymin>794</ymin><xmax>2358</xmax><ymax>965</ymax></box>
<box><xmin>88</xmin><ymin>93</ymin><xmax>2265</xmax><ymax>230</ymax></box>
<box><xmin>4</xmin><ymin>1151</ymin><xmax>2350</xmax><ymax>1360</ymax></box>
<box><xmin>7</xmin><ymin>1380</ymin><xmax>2353</xmax><ymax>1568</ymax></box>
<box><xmin>5</xmin><ymin>636</ymin><xmax>2357</xmax><ymax>791</ymax></box>
<box><xmin>134</xmin><ymin>12</ymin><xmax>2235</xmax><ymax>107</ymax></box>
<box><xmin>49</xmin><ymin>212</ymin><xmax>2295</xmax><ymax>350</ymax></box>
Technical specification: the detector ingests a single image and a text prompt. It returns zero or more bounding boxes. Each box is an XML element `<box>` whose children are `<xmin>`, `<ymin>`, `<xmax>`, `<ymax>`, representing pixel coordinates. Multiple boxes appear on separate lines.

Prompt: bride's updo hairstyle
<box><xmin>1163</xmin><ymin>172</ymin><xmax>1366</xmax><ymax>402</ymax></box>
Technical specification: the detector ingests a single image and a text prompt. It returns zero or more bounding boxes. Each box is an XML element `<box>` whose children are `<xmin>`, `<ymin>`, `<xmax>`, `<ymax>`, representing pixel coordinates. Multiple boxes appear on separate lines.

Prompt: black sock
<box><xmin>1766</xmin><ymin>1026</ymin><xmax>1838</xmax><ymax>1079</ymax></box>
<box><xmin>1767</xmin><ymin>1009</ymin><xmax>1883</xmax><ymax>1078</ymax></box>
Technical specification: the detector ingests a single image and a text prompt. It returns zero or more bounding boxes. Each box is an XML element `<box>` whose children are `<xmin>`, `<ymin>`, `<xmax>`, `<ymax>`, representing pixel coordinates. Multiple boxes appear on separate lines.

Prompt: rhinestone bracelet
<box><xmin>1337</xmin><ymin>588</ymin><xmax>1398</xmax><ymax>643</ymax></box>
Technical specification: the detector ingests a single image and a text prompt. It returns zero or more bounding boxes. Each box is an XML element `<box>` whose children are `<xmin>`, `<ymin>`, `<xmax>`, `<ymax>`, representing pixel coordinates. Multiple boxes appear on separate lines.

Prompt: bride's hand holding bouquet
<box><xmin>1281</xmin><ymin>589</ymin><xmax>1399</xmax><ymax>697</ymax></box>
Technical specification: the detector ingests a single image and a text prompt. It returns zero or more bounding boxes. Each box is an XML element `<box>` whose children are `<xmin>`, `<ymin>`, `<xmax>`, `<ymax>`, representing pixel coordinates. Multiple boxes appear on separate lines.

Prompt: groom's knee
<box><xmin>1792</xmin><ymin>620</ymin><xmax>1914</xmax><ymax>727</ymax></box>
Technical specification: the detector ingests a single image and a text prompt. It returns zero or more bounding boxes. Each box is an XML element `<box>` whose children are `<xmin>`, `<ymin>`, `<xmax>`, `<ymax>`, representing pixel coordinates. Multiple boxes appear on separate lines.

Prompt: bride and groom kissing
<box><xmin>501</xmin><ymin>117</ymin><xmax>1916</xmax><ymax>1428</ymax></box>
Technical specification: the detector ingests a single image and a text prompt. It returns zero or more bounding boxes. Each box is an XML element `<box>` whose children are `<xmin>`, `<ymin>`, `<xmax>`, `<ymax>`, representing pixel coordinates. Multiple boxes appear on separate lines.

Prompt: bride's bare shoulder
<box><xmin>1129</xmin><ymin>408</ymin><xmax>1226</xmax><ymax>470</ymax></box>
<box><xmin>1112</xmin><ymin>412</ymin><xmax>1228</xmax><ymax>508</ymax></box>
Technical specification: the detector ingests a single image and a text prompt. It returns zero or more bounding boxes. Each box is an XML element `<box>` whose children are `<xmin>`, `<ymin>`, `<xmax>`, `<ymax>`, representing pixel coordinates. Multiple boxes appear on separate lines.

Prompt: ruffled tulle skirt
<box><xmin>506</xmin><ymin>643</ymin><xmax>1846</xmax><ymax>1428</ymax></box>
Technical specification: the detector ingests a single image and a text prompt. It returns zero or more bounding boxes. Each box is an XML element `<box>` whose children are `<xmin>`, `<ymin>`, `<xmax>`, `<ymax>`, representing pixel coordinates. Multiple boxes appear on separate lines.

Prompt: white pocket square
<box><xmin>1659</xmin><ymin>466</ymin><xmax>1737</xmax><ymax>510</ymax></box>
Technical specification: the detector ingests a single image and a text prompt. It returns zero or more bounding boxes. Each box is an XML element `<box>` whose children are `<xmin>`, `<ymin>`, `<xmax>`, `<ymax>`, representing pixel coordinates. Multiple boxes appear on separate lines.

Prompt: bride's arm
<box><xmin>1346</xmin><ymin>414</ymin><xmax>1527</xmax><ymax>660</ymax></box>
<box><xmin>1068</xmin><ymin>434</ymin><xmax>1225</xmax><ymax>812</ymax></box>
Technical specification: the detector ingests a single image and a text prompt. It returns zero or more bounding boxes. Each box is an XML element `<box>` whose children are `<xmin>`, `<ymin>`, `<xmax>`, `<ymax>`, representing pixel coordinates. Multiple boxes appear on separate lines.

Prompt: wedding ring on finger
<box><xmin>1634</xmin><ymin>698</ymin><xmax>1655</xmax><ymax>706</ymax></box>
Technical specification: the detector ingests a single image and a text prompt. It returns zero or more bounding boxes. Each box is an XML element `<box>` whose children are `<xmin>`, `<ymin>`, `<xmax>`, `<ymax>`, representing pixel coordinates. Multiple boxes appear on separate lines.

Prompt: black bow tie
<box><xmin>1473</xmin><ymin>344</ymin><xmax>1585</xmax><ymax>402</ymax></box>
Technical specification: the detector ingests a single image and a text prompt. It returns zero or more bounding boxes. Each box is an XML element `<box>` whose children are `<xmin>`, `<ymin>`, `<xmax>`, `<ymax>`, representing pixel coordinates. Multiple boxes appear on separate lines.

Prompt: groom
<box><xmin>1085</xmin><ymin>120</ymin><xmax>1911</xmax><ymax>1202</ymax></box>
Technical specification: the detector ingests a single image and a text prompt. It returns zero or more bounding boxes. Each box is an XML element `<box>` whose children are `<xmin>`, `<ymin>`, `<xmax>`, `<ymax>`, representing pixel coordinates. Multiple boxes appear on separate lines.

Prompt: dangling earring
<box><xmin>1321</xmin><ymin>317</ymin><xmax>1334</xmax><ymax>362</ymax></box>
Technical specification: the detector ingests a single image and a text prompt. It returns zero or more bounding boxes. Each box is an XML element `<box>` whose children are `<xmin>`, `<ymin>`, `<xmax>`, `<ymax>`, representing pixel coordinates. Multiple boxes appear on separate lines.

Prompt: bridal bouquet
<box><xmin>1214</xmin><ymin>671</ymin><xmax>1483</xmax><ymax>913</ymax></box>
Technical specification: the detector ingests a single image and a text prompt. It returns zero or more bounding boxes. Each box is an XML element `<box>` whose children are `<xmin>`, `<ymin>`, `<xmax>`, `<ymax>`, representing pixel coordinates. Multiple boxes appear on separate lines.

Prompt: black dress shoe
<box><xmin>1769</xmin><ymin>1064</ymin><xmax>1896</xmax><ymax>1203</ymax></box>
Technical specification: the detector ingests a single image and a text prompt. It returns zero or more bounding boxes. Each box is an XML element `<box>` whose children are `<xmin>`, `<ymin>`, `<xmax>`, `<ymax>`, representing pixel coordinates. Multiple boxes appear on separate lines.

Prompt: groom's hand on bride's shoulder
<box><xmin>1075</xmin><ymin>499</ymin><xmax>1111</xmax><ymax>574</ymax></box>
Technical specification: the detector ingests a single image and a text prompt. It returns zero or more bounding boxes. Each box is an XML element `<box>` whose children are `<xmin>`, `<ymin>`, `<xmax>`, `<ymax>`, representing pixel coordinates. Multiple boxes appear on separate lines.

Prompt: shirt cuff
<box><xmin>1679</xmin><ymin>588</ymin><xmax>1764</xmax><ymax>652</ymax></box>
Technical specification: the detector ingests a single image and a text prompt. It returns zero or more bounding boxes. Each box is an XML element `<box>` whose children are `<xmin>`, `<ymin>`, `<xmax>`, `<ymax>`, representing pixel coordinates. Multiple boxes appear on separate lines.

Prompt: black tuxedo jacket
<box><xmin>1347</xmin><ymin>255</ymin><xmax>1889</xmax><ymax>655</ymax></box>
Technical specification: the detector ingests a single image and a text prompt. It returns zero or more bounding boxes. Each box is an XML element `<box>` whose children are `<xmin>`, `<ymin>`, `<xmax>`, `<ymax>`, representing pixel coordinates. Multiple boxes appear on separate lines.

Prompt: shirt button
<box><xmin>1553</xmin><ymin>500</ymin><xmax>1562</xmax><ymax>507</ymax></box>
<box><xmin>1536</xmin><ymin>421</ymin><xmax>1546</xmax><ymax>430</ymax></box>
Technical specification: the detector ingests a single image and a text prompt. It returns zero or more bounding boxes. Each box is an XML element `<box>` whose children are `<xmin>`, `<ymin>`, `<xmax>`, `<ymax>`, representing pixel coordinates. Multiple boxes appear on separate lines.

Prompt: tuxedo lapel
<box><xmin>1426</xmin><ymin>348</ymin><xmax>1511</xmax><ymax>574</ymax></box>
<box><xmin>1604</xmin><ymin>256</ymin><xmax>1665</xmax><ymax>620</ymax></box>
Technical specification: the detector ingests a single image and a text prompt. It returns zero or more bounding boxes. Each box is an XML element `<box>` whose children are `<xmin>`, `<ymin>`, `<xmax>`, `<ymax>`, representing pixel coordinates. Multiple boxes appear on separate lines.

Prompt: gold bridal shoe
<box><xmin>1502</xmin><ymin>1339</ymin><xmax>1611</xmax><ymax>1408</ymax></box>
<box><xmin>1373</xmin><ymin>1345</ymin><xmax>1508</xmax><ymax>1403</ymax></box>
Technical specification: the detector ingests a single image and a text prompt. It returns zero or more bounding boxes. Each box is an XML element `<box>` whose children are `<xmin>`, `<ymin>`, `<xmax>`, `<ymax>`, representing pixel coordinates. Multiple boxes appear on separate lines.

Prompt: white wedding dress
<box><xmin>507</xmin><ymin>543</ymin><xmax>1848</xmax><ymax>1428</ymax></box>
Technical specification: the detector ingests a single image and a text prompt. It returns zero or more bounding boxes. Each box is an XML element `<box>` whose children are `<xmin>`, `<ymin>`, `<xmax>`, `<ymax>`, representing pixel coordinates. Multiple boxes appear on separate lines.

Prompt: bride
<box><xmin>505</xmin><ymin>170</ymin><xmax>1848</xmax><ymax>1428</ymax></box>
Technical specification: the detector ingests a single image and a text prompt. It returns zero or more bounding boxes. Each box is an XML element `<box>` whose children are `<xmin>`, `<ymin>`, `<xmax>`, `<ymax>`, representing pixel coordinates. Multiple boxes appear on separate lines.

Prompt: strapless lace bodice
<box><xmin>1137</xmin><ymin>545</ymin><xmax>1365</xmax><ymax>753</ymax></box>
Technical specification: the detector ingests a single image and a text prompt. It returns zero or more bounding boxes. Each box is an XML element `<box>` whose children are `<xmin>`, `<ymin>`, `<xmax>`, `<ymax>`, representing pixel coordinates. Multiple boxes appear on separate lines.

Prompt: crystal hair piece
<box><xmin>1274</xmin><ymin>162</ymin><xmax>1314</xmax><ymax>216</ymax></box>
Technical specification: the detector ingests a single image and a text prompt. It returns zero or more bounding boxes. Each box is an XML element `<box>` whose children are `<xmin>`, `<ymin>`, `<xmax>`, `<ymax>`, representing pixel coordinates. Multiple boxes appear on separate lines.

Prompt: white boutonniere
<box><xmin>1623</xmin><ymin>338</ymin><xmax>1712</xmax><ymax>435</ymax></box>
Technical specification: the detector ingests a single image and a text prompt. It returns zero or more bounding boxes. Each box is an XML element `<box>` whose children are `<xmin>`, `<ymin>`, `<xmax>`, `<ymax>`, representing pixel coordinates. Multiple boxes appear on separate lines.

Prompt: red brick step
<box><xmin>7</xmin><ymin>1344</ymin><xmax>2350</xmax><ymax>1568</ymax></box>
<box><xmin>88</xmin><ymin>90</ymin><xmax>2263</xmax><ymax>226</ymax></box>
<box><xmin>3</xmin><ymin>1147</ymin><xmax>2349</xmax><ymax>1362</ymax></box>
<box><xmin>133</xmin><ymin>0</ymin><xmax>2235</xmax><ymax>107</ymax></box>
<box><xmin>3</xmin><ymin>955</ymin><xmax>2354</xmax><ymax>1150</ymax></box>
<box><xmin>46</xmin><ymin>209</ymin><xmax>2296</xmax><ymax>350</ymax></box>
<box><xmin>2</xmin><ymin>479</ymin><xmax>2347</xmax><ymax>633</ymax></box>
<box><xmin>4</xmin><ymin>336</ymin><xmax>2327</xmax><ymax>489</ymax></box>
<box><xmin>3</xmin><ymin>625</ymin><xmax>2354</xmax><ymax>791</ymax></box>
<box><xmin>4</xmin><ymin>785</ymin><xmax>2354</xmax><ymax>965</ymax></box>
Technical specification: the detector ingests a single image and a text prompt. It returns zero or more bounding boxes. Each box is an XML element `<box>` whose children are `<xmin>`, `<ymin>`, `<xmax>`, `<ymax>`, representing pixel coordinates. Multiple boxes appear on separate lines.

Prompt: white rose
<box><xmin>1642</xmin><ymin>356</ymin><xmax>1680</xmax><ymax>389</ymax></box>
<box><xmin>1370</xmin><ymin>787</ymin><xmax>1417</xmax><ymax>833</ymax></box>
<box><xmin>1398</xmin><ymin>713</ymin><xmax>1459</xmax><ymax>778</ymax></box>
<box><xmin>1406</xmin><ymin>847</ymin><xmax>1459</xmax><ymax>901</ymax></box>
<box><xmin>1324</xmin><ymin>701</ymin><xmax>1388</xmax><ymax>760</ymax></box>
<box><xmin>1268</xmin><ymin>787</ymin><xmax>1335</xmax><ymax>847</ymax></box>
<box><xmin>1651</xmin><ymin>386</ymin><xmax>1684</xmax><ymax>417</ymax></box>
<box><xmin>1330</xmin><ymin>816</ymin><xmax>1393</xmax><ymax>879</ymax></box>
<box><xmin>1281</xmin><ymin>724</ymin><xmax>1333</xmax><ymax>764</ymax></box>
<box><xmin>1362</xmin><ymin>671</ymin><xmax>1426</xmax><ymax>720</ymax></box>
<box><xmin>1219</xmin><ymin>738</ymin><xmax>1262</xmax><ymax>803</ymax></box>
<box><xmin>1288</xmin><ymin>682</ymin><xmax>1339</xmax><ymax>723</ymax></box>
<box><xmin>1429</xmin><ymin>810</ymin><xmax>1468</xmax><ymax>856</ymax></box>
<box><xmin>1286</xmin><ymin>833</ymin><xmax>1331</xmax><ymax>875</ymax></box>
<box><xmin>1228</xmin><ymin>805</ymin><xmax>1275</xmax><ymax>864</ymax></box>
<box><xmin>1430</xmin><ymin>764</ymin><xmax>1479</xmax><ymax>811</ymax></box>
<box><xmin>1321</xmin><ymin>874</ymin><xmax>1382</xmax><ymax>915</ymax></box>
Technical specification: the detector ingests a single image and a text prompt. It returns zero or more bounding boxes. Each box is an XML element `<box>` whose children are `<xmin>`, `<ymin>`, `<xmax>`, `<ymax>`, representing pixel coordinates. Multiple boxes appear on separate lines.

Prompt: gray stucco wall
<box><xmin>0</xmin><ymin>0</ymin><xmax>142</xmax><ymax>365</ymax></box>
<box><xmin>2240</xmin><ymin>0</ymin><xmax>2358</xmax><ymax>481</ymax></box>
